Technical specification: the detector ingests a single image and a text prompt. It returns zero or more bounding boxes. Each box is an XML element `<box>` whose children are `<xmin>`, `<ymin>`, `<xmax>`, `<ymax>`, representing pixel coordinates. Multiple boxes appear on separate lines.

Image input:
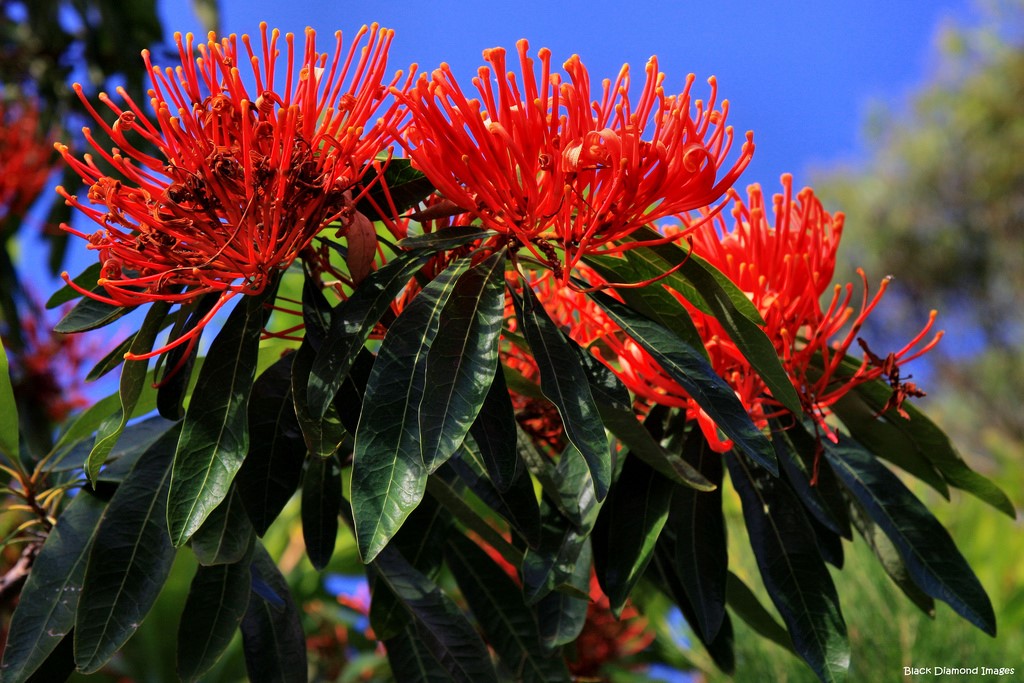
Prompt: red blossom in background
<box><xmin>56</xmin><ymin>23</ymin><xmax>413</xmax><ymax>358</ymax></box>
<box><xmin>395</xmin><ymin>40</ymin><xmax>753</xmax><ymax>280</ymax></box>
<box><xmin>567</xmin><ymin>574</ymin><xmax>656</xmax><ymax>678</ymax></box>
<box><xmin>0</xmin><ymin>102</ymin><xmax>54</xmax><ymax>222</ymax></box>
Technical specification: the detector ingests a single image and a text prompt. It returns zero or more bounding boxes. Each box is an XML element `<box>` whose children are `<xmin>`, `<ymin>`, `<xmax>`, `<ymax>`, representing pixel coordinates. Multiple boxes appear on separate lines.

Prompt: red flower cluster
<box><xmin>394</xmin><ymin>40</ymin><xmax>753</xmax><ymax>279</ymax></box>
<box><xmin>567</xmin><ymin>574</ymin><xmax>656</xmax><ymax>678</ymax></box>
<box><xmin>57</xmin><ymin>24</ymin><xmax>412</xmax><ymax>357</ymax></box>
<box><xmin>0</xmin><ymin>102</ymin><xmax>54</xmax><ymax>221</ymax></box>
<box><xmin>531</xmin><ymin>177</ymin><xmax>941</xmax><ymax>452</ymax></box>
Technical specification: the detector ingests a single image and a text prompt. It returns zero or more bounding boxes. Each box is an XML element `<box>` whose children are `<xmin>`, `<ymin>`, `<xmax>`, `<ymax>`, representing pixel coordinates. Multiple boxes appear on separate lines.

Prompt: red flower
<box><xmin>395</xmin><ymin>40</ymin><xmax>753</xmax><ymax>280</ymax></box>
<box><xmin>56</xmin><ymin>24</ymin><xmax>412</xmax><ymax>358</ymax></box>
<box><xmin>557</xmin><ymin>176</ymin><xmax>942</xmax><ymax>452</ymax></box>
<box><xmin>568</xmin><ymin>574</ymin><xmax>655</xmax><ymax>678</ymax></box>
<box><xmin>0</xmin><ymin>102</ymin><xmax>54</xmax><ymax>221</ymax></box>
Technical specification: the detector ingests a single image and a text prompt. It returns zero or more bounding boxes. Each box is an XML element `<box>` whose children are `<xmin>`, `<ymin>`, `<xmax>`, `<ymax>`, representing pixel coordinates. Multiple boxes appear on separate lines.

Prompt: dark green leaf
<box><xmin>594</xmin><ymin>454</ymin><xmax>673</xmax><ymax>614</ymax></box>
<box><xmin>584</xmin><ymin>253</ymin><xmax>706</xmax><ymax>352</ymax></box>
<box><xmin>831</xmin><ymin>387</ymin><xmax>949</xmax><ymax>497</ymax></box>
<box><xmin>240</xmin><ymin>544</ymin><xmax>307</xmax><ymax>683</ymax></box>
<box><xmin>370</xmin><ymin>496</ymin><xmax>451</xmax><ymax>640</ymax></box>
<box><xmin>577</xmin><ymin>347</ymin><xmax>713</xmax><ymax>490</ymax></box>
<box><xmin>373</xmin><ymin>545</ymin><xmax>499</xmax><ymax>683</ymax></box>
<box><xmin>357</xmin><ymin>157</ymin><xmax>437</xmax><ymax>221</ymax></box>
<box><xmin>846</xmin><ymin>496</ymin><xmax>935</xmax><ymax>618</ymax></box>
<box><xmin>447</xmin><ymin>441</ymin><xmax>541</xmax><ymax>548</ymax></box>
<box><xmin>670</xmin><ymin>429</ymin><xmax>729</xmax><ymax>642</ymax></box>
<box><xmin>468</xmin><ymin>361</ymin><xmax>521</xmax><ymax>491</ymax></box>
<box><xmin>385</xmin><ymin>624</ymin><xmax>455</xmax><ymax>683</ymax></box>
<box><xmin>397</xmin><ymin>226</ymin><xmax>496</xmax><ymax>251</ymax></box>
<box><xmin>351</xmin><ymin>257</ymin><xmax>473</xmax><ymax>561</ymax></box>
<box><xmin>309</xmin><ymin>249</ymin><xmax>431</xmax><ymax>419</ymax></box>
<box><xmin>649</xmin><ymin>541</ymin><xmax>735</xmax><ymax>674</ymax></box>
<box><xmin>167</xmin><ymin>287</ymin><xmax>274</xmax><ymax>547</ymax></box>
<box><xmin>587</xmin><ymin>288</ymin><xmax>777</xmax><ymax>473</ymax></box>
<box><xmin>822</xmin><ymin>438</ymin><xmax>996</xmax><ymax>635</ymax></box>
<box><xmin>0</xmin><ymin>339</ymin><xmax>19</xmax><ymax>460</ymax></box>
<box><xmin>190</xmin><ymin>487</ymin><xmax>254</xmax><ymax>566</ymax></box>
<box><xmin>53</xmin><ymin>294</ymin><xmax>130</xmax><ymax>333</ymax></box>
<box><xmin>74</xmin><ymin>425</ymin><xmax>181</xmax><ymax>673</ymax></box>
<box><xmin>425</xmin><ymin>473</ymin><xmax>522</xmax><ymax>567</ymax></box>
<box><xmin>522</xmin><ymin>507</ymin><xmax>593</xmax><ymax>605</ymax></box>
<box><xmin>86</xmin><ymin>302</ymin><xmax>169</xmax><ymax>482</ymax></box>
<box><xmin>447</xmin><ymin>535</ymin><xmax>571</xmax><ymax>681</ymax></box>
<box><xmin>774</xmin><ymin>422</ymin><xmax>852</xmax><ymax>539</ymax></box>
<box><xmin>293</xmin><ymin>340</ymin><xmax>347</xmax><ymax>460</ymax></box>
<box><xmin>302</xmin><ymin>454</ymin><xmax>342</xmax><ymax>570</ymax></box>
<box><xmin>1</xmin><ymin>492</ymin><xmax>106</xmax><ymax>683</ymax></box>
<box><xmin>839</xmin><ymin>376</ymin><xmax>1014</xmax><ymax>517</ymax></box>
<box><xmin>236</xmin><ymin>352</ymin><xmax>305</xmax><ymax>536</ymax></box>
<box><xmin>419</xmin><ymin>251</ymin><xmax>506</xmax><ymax>471</ymax></box>
<box><xmin>53</xmin><ymin>415</ymin><xmax>175</xmax><ymax>475</ymax></box>
<box><xmin>727</xmin><ymin>455</ymin><xmax>849</xmax><ymax>682</ymax></box>
<box><xmin>725</xmin><ymin>571</ymin><xmax>795</xmax><ymax>652</ymax></box>
<box><xmin>46</xmin><ymin>263</ymin><xmax>101</xmax><ymax>309</ymax></box>
<box><xmin>84</xmin><ymin>333</ymin><xmax>135</xmax><ymax>382</ymax></box>
<box><xmin>512</xmin><ymin>285</ymin><xmax>610</xmax><ymax>501</ymax></box>
<box><xmin>156</xmin><ymin>293</ymin><xmax>219</xmax><ymax>420</ymax></box>
<box><xmin>535</xmin><ymin>541</ymin><xmax>591</xmax><ymax>648</ymax></box>
<box><xmin>177</xmin><ymin>548</ymin><xmax>253</xmax><ymax>682</ymax></box>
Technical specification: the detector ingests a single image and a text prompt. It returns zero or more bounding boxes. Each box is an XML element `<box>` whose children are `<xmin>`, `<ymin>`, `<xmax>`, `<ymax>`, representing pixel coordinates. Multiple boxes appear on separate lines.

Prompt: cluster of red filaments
<box><xmin>0</xmin><ymin>102</ymin><xmax>54</xmax><ymax>221</ymax></box>
<box><xmin>556</xmin><ymin>176</ymin><xmax>942</xmax><ymax>451</ymax></box>
<box><xmin>56</xmin><ymin>23</ymin><xmax>412</xmax><ymax>358</ymax></box>
<box><xmin>395</xmin><ymin>40</ymin><xmax>753</xmax><ymax>281</ymax></box>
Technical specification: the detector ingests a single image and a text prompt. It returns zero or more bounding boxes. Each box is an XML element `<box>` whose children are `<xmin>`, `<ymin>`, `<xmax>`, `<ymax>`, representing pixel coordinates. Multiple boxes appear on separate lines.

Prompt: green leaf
<box><xmin>190</xmin><ymin>487</ymin><xmax>254</xmax><ymax>566</ymax></box>
<box><xmin>190</xmin><ymin>0</ymin><xmax>220</xmax><ymax>33</ymax></box>
<box><xmin>774</xmin><ymin>422</ymin><xmax>852</xmax><ymax>539</ymax></box>
<box><xmin>586</xmin><ymin>288</ymin><xmax>777</xmax><ymax>474</ymax></box>
<box><xmin>46</xmin><ymin>263</ymin><xmax>101</xmax><ymax>309</ymax></box>
<box><xmin>293</xmin><ymin>340</ymin><xmax>347</xmax><ymax>460</ymax></box>
<box><xmin>309</xmin><ymin>249</ymin><xmax>430</xmax><ymax>419</ymax></box>
<box><xmin>370</xmin><ymin>496</ymin><xmax>451</xmax><ymax>640</ymax></box>
<box><xmin>373</xmin><ymin>545</ymin><xmax>499</xmax><ymax>683</ymax></box>
<box><xmin>534</xmin><ymin>541</ymin><xmax>591</xmax><ymax>649</ymax></box>
<box><xmin>419</xmin><ymin>251</ymin><xmax>506</xmax><ymax>471</ymax></box>
<box><xmin>85</xmin><ymin>302</ymin><xmax>169</xmax><ymax>482</ymax></box>
<box><xmin>584</xmin><ymin>253</ymin><xmax>707</xmax><ymax>353</ymax></box>
<box><xmin>53</xmin><ymin>415</ymin><xmax>175</xmax><ymax>475</ymax></box>
<box><xmin>468</xmin><ymin>362</ymin><xmax>521</xmax><ymax>491</ymax></box>
<box><xmin>167</xmin><ymin>287</ymin><xmax>274</xmax><ymax>547</ymax></box>
<box><xmin>822</xmin><ymin>438</ymin><xmax>996</xmax><ymax>635</ymax></box>
<box><xmin>357</xmin><ymin>157</ymin><xmax>437</xmax><ymax>221</ymax></box>
<box><xmin>727</xmin><ymin>455</ymin><xmax>849</xmax><ymax>682</ymax></box>
<box><xmin>177</xmin><ymin>548</ymin><xmax>253</xmax><ymax>682</ymax></box>
<box><xmin>351</xmin><ymin>256</ymin><xmax>473</xmax><ymax>561</ymax></box>
<box><xmin>446</xmin><ymin>534</ymin><xmax>572</xmax><ymax>682</ymax></box>
<box><xmin>512</xmin><ymin>285</ymin><xmax>610</xmax><ymax>501</ymax></box>
<box><xmin>522</xmin><ymin>507</ymin><xmax>593</xmax><ymax>605</ymax></box>
<box><xmin>397</xmin><ymin>226</ymin><xmax>496</xmax><ymax>251</ymax></box>
<box><xmin>385</xmin><ymin>624</ymin><xmax>455</xmax><ymax>683</ymax></box>
<box><xmin>236</xmin><ymin>352</ymin><xmax>306</xmax><ymax>536</ymax></box>
<box><xmin>74</xmin><ymin>425</ymin><xmax>181</xmax><ymax>673</ymax></box>
<box><xmin>845</xmin><ymin>497</ymin><xmax>935</xmax><ymax>618</ymax></box>
<box><xmin>302</xmin><ymin>454</ymin><xmax>342</xmax><ymax>570</ymax></box>
<box><xmin>725</xmin><ymin>571</ymin><xmax>795</xmax><ymax>653</ymax></box>
<box><xmin>240</xmin><ymin>544</ymin><xmax>308</xmax><ymax>683</ymax></box>
<box><xmin>648</xmin><ymin>540</ymin><xmax>736</xmax><ymax>674</ymax></box>
<box><xmin>593</xmin><ymin>454</ymin><xmax>673</xmax><ymax>614</ymax></box>
<box><xmin>53</xmin><ymin>294</ymin><xmax>130</xmax><ymax>333</ymax></box>
<box><xmin>669</xmin><ymin>429</ymin><xmax>729</xmax><ymax>642</ymax></box>
<box><xmin>577</xmin><ymin>347</ymin><xmax>713</xmax><ymax>490</ymax></box>
<box><xmin>156</xmin><ymin>294</ymin><xmax>219</xmax><ymax>420</ymax></box>
<box><xmin>446</xmin><ymin>442</ymin><xmax>541</xmax><ymax>549</ymax></box>
<box><xmin>839</xmin><ymin>376</ymin><xmax>1014</xmax><ymax>518</ymax></box>
<box><xmin>0</xmin><ymin>339</ymin><xmax>19</xmax><ymax>460</ymax></box>
<box><xmin>0</xmin><ymin>492</ymin><xmax>106</xmax><ymax>683</ymax></box>
<box><xmin>830</xmin><ymin>388</ymin><xmax>949</xmax><ymax>497</ymax></box>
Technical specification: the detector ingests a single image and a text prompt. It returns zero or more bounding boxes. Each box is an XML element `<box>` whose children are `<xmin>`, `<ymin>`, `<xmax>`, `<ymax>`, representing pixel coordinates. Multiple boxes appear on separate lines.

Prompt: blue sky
<box><xmin>159</xmin><ymin>0</ymin><xmax>980</xmax><ymax>196</ymax></box>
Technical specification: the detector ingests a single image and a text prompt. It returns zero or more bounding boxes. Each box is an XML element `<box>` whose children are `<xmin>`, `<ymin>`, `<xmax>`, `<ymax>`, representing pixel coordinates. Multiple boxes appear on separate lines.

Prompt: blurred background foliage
<box><xmin>1</xmin><ymin>0</ymin><xmax>1022</xmax><ymax>681</ymax></box>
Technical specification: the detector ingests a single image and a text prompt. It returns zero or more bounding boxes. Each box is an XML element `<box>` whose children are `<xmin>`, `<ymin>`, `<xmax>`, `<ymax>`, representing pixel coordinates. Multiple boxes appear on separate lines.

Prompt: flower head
<box><xmin>57</xmin><ymin>24</ymin><xmax>412</xmax><ymax>357</ymax></box>
<box><xmin>0</xmin><ymin>102</ymin><xmax>54</xmax><ymax>221</ymax></box>
<box><xmin>396</xmin><ymin>40</ymin><xmax>753</xmax><ymax>279</ymax></box>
